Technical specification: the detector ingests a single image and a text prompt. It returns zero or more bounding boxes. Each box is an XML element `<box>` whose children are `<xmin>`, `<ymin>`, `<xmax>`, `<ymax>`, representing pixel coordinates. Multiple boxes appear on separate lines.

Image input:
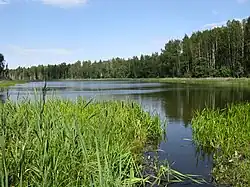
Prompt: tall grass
<box><xmin>0</xmin><ymin>94</ymin><xmax>200</xmax><ymax>187</ymax></box>
<box><xmin>192</xmin><ymin>103</ymin><xmax>250</xmax><ymax>186</ymax></box>
<box><xmin>143</xmin><ymin>78</ymin><xmax>250</xmax><ymax>87</ymax></box>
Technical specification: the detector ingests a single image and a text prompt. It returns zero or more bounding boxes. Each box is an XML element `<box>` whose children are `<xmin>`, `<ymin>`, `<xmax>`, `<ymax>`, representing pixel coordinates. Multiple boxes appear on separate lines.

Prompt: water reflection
<box><xmin>133</xmin><ymin>84</ymin><xmax>250</xmax><ymax>124</ymax></box>
<box><xmin>0</xmin><ymin>87</ymin><xmax>6</xmax><ymax>103</ymax></box>
<box><xmin>0</xmin><ymin>94</ymin><xmax>5</xmax><ymax>103</ymax></box>
<box><xmin>127</xmin><ymin>83</ymin><xmax>250</xmax><ymax>186</ymax></box>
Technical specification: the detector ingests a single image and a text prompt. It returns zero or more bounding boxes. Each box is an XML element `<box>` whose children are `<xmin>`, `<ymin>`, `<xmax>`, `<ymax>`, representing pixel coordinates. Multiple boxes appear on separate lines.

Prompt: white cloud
<box><xmin>237</xmin><ymin>0</ymin><xmax>248</xmax><ymax>4</ymax></box>
<box><xmin>3</xmin><ymin>45</ymin><xmax>85</xmax><ymax>68</ymax></box>
<box><xmin>0</xmin><ymin>0</ymin><xmax>88</xmax><ymax>7</ymax></box>
<box><xmin>41</xmin><ymin>0</ymin><xmax>88</xmax><ymax>7</ymax></box>
<box><xmin>7</xmin><ymin>45</ymin><xmax>78</xmax><ymax>56</ymax></box>
<box><xmin>202</xmin><ymin>18</ymin><xmax>244</xmax><ymax>29</ymax></box>
<box><xmin>203</xmin><ymin>20</ymin><xmax>227</xmax><ymax>29</ymax></box>
<box><xmin>0</xmin><ymin>0</ymin><xmax>9</xmax><ymax>5</ymax></box>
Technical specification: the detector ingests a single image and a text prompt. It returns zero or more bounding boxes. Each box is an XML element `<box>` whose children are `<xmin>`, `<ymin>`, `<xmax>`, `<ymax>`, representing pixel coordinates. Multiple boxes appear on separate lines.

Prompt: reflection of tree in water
<box><xmin>0</xmin><ymin>87</ymin><xmax>7</xmax><ymax>103</ymax></box>
<box><xmin>0</xmin><ymin>93</ymin><xmax>5</xmax><ymax>103</ymax></box>
<box><xmin>136</xmin><ymin>84</ymin><xmax>250</xmax><ymax>126</ymax></box>
<box><xmin>166</xmin><ymin>85</ymin><xmax>250</xmax><ymax>122</ymax></box>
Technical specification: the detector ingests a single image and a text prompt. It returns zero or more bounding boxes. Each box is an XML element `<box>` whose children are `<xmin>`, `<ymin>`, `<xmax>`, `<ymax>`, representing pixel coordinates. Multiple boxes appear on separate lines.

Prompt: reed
<box><xmin>192</xmin><ymin>103</ymin><xmax>250</xmax><ymax>186</ymax></box>
<box><xmin>0</xmin><ymin>95</ymin><xmax>199</xmax><ymax>186</ymax></box>
<box><xmin>143</xmin><ymin>78</ymin><xmax>250</xmax><ymax>87</ymax></box>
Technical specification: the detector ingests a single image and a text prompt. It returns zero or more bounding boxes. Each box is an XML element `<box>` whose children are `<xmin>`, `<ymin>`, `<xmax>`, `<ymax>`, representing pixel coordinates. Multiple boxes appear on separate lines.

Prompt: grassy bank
<box><xmin>143</xmin><ymin>78</ymin><xmax>250</xmax><ymax>87</ymax></box>
<box><xmin>0</xmin><ymin>97</ymin><xmax>198</xmax><ymax>186</ymax></box>
<box><xmin>49</xmin><ymin>78</ymin><xmax>250</xmax><ymax>87</ymax></box>
<box><xmin>0</xmin><ymin>80</ymin><xmax>26</xmax><ymax>88</ymax></box>
<box><xmin>192</xmin><ymin>103</ymin><xmax>250</xmax><ymax>186</ymax></box>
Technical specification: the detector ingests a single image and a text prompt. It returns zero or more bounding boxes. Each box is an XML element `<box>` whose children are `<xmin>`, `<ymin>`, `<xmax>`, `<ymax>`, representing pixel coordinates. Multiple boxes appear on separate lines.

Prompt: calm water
<box><xmin>2</xmin><ymin>80</ymin><xmax>250</xmax><ymax>186</ymax></box>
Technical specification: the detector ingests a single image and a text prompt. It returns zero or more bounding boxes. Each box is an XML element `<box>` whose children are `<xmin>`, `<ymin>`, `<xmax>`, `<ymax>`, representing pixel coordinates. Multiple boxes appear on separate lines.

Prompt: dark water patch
<box><xmin>0</xmin><ymin>93</ymin><xmax>5</xmax><ymax>103</ymax></box>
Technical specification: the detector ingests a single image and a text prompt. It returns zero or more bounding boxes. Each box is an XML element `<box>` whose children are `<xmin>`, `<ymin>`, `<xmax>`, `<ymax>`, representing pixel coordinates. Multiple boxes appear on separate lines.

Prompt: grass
<box><xmin>0</xmin><ymin>80</ymin><xmax>26</xmax><ymax>88</ymax></box>
<box><xmin>3</xmin><ymin>78</ymin><xmax>250</xmax><ymax>88</ymax></box>
<box><xmin>142</xmin><ymin>78</ymin><xmax>250</xmax><ymax>87</ymax></box>
<box><xmin>49</xmin><ymin>78</ymin><xmax>250</xmax><ymax>88</ymax></box>
<box><xmin>0</xmin><ymin>94</ymin><xmax>201</xmax><ymax>187</ymax></box>
<box><xmin>192</xmin><ymin>103</ymin><xmax>250</xmax><ymax>187</ymax></box>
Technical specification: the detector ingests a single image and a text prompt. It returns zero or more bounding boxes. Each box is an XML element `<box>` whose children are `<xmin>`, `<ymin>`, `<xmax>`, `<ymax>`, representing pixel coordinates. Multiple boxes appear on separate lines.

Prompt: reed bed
<box><xmin>0</xmin><ymin>95</ymin><xmax>198</xmax><ymax>187</ymax></box>
<box><xmin>192</xmin><ymin>103</ymin><xmax>250</xmax><ymax>187</ymax></box>
<box><xmin>143</xmin><ymin>78</ymin><xmax>250</xmax><ymax>87</ymax></box>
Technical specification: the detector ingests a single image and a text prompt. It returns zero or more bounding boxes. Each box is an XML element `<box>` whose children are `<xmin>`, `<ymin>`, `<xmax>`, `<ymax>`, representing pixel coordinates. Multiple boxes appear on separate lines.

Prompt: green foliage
<box><xmin>219</xmin><ymin>66</ymin><xmax>232</xmax><ymax>77</ymax></box>
<box><xmin>0</xmin><ymin>54</ymin><xmax>3</xmax><ymax>63</ymax></box>
<box><xmin>192</xmin><ymin>103</ymin><xmax>250</xmax><ymax>186</ymax></box>
<box><xmin>0</xmin><ymin>97</ymin><xmax>197</xmax><ymax>186</ymax></box>
<box><xmin>191</xmin><ymin>58</ymin><xmax>211</xmax><ymax>78</ymax></box>
<box><xmin>0</xmin><ymin>53</ymin><xmax>9</xmax><ymax>79</ymax></box>
<box><xmin>0</xmin><ymin>53</ymin><xmax>4</xmax><ymax>77</ymax></box>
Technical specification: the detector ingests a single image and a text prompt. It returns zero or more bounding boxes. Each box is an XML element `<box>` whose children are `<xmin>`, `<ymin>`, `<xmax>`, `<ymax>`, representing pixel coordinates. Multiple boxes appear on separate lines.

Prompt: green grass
<box><xmin>0</xmin><ymin>80</ymin><xmax>26</xmax><ymax>88</ymax></box>
<box><xmin>50</xmin><ymin>78</ymin><xmax>250</xmax><ymax>88</ymax></box>
<box><xmin>192</xmin><ymin>103</ymin><xmax>250</xmax><ymax>187</ymax></box>
<box><xmin>6</xmin><ymin>78</ymin><xmax>250</xmax><ymax>88</ymax></box>
<box><xmin>142</xmin><ymin>78</ymin><xmax>250</xmax><ymax>87</ymax></box>
<box><xmin>0</xmin><ymin>97</ymin><xmax>200</xmax><ymax>187</ymax></box>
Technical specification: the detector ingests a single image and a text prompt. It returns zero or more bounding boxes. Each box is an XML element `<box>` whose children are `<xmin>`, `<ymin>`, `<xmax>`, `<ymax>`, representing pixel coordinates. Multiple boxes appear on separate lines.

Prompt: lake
<box><xmin>2</xmin><ymin>80</ymin><xmax>250</xmax><ymax>186</ymax></box>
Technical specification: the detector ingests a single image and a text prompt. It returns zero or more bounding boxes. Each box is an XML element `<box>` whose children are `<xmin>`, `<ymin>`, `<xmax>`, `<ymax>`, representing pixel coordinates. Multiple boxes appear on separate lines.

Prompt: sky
<box><xmin>0</xmin><ymin>0</ymin><xmax>249</xmax><ymax>69</ymax></box>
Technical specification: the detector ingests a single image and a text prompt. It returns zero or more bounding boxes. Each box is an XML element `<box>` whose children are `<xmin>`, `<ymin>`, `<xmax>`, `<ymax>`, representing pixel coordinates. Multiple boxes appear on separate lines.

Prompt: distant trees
<box><xmin>0</xmin><ymin>53</ymin><xmax>10</xmax><ymax>79</ymax></box>
<box><xmin>0</xmin><ymin>53</ymin><xmax>4</xmax><ymax>76</ymax></box>
<box><xmin>8</xmin><ymin>16</ymin><xmax>250</xmax><ymax>80</ymax></box>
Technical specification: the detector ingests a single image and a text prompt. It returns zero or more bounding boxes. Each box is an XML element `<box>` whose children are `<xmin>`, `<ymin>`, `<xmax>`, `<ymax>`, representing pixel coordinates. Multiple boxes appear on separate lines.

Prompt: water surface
<box><xmin>3</xmin><ymin>80</ymin><xmax>250</xmax><ymax>186</ymax></box>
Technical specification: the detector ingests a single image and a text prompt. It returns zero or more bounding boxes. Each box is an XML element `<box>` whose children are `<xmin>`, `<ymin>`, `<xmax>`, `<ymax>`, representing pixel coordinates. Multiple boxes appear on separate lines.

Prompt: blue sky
<box><xmin>0</xmin><ymin>0</ymin><xmax>249</xmax><ymax>69</ymax></box>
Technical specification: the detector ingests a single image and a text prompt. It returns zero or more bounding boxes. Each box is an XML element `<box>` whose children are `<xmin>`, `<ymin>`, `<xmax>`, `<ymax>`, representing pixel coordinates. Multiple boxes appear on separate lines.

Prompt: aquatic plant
<box><xmin>0</xmin><ymin>92</ymin><xmax>203</xmax><ymax>187</ymax></box>
<box><xmin>192</xmin><ymin>103</ymin><xmax>250</xmax><ymax>187</ymax></box>
<box><xmin>143</xmin><ymin>77</ymin><xmax>250</xmax><ymax>88</ymax></box>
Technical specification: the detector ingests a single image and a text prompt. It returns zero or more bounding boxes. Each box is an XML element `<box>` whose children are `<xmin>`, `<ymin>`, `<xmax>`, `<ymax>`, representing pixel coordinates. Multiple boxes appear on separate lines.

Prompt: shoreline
<box><xmin>25</xmin><ymin>77</ymin><xmax>250</xmax><ymax>81</ymax></box>
<box><xmin>2</xmin><ymin>78</ymin><xmax>250</xmax><ymax>88</ymax></box>
<box><xmin>29</xmin><ymin>78</ymin><xmax>250</xmax><ymax>88</ymax></box>
<box><xmin>0</xmin><ymin>80</ymin><xmax>26</xmax><ymax>88</ymax></box>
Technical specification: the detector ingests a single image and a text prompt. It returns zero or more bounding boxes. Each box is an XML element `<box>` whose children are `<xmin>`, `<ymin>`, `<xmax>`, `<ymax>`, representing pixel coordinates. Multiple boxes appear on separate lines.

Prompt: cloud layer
<box><xmin>7</xmin><ymin>45</ymin><xmax>83</xmax><ymax>56</ymax></box>
<box><xmin>0</xmin><ymin>0</ymin><xmax>88</xmax><ymax>7</ymax></box>
<box><xmin>203</xmin><ymin>18</ymin><xmax>244</xmax><ymax>29</ymax></box>
<box><xmin>0</xmin><ymin>0</ymin><xmax>9</xmax><ymax>5</ymax></box>
<box><xmin>3</xmin><ymin>45</ymin><xmax>85</xmax><ymax>68</ymax></box>
<box><xmin>203</xmin><ymin>21</ymin><xmax>227</xmax><ymax>29</ymax></box>
<box><xmin>237</xmin><ymin>0</ymin><xmax>248</xmax><ymax>4</ymax></box>
<box><xmin>41</xmin><ymin>0</ymin><xmax>87</xmax><ymax>7</ymax></box>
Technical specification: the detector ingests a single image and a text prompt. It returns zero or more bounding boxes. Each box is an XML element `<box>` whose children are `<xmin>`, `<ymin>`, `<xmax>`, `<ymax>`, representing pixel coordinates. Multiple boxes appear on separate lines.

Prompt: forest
<box><xmin>4</xmin><ymin>16</ymin><xmax>250</xmax><ymax>80</ymax></box>
<box><xmin>0</xmin><ymin>53</ymin><xmax>8</xmax><ymax>79</ymax></box>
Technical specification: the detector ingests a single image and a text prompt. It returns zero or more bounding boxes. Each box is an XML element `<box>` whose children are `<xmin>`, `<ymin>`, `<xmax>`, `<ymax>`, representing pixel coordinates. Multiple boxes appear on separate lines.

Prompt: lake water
<box><xmin>2</xmin><ymin>80</ymin><xmax>250</xmax><ymax>186</ymax></box>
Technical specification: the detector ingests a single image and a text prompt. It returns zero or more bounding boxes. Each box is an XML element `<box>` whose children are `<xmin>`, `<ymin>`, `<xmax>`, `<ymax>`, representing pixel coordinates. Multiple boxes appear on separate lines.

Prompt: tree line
<box><xmin>6</xmin><ymin>16</ymin><xmax>250</xmax><ymax>80</ymax></box>
<box><xmin>0</xmin><ymin>53</ymin><xmax>9</xmax><ymax>79</ymax></box>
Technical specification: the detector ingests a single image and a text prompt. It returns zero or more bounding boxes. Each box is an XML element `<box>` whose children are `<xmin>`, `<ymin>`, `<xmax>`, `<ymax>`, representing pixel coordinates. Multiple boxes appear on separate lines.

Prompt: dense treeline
<box><xmin>7</xmin><ymin>17</ymin><xmax>250</xmax><ymax>80</ymax></box>
<box><xmin>0</xmin><ymin>53</ymin><xmax>9</xmax><ymax>79</ymax></box>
